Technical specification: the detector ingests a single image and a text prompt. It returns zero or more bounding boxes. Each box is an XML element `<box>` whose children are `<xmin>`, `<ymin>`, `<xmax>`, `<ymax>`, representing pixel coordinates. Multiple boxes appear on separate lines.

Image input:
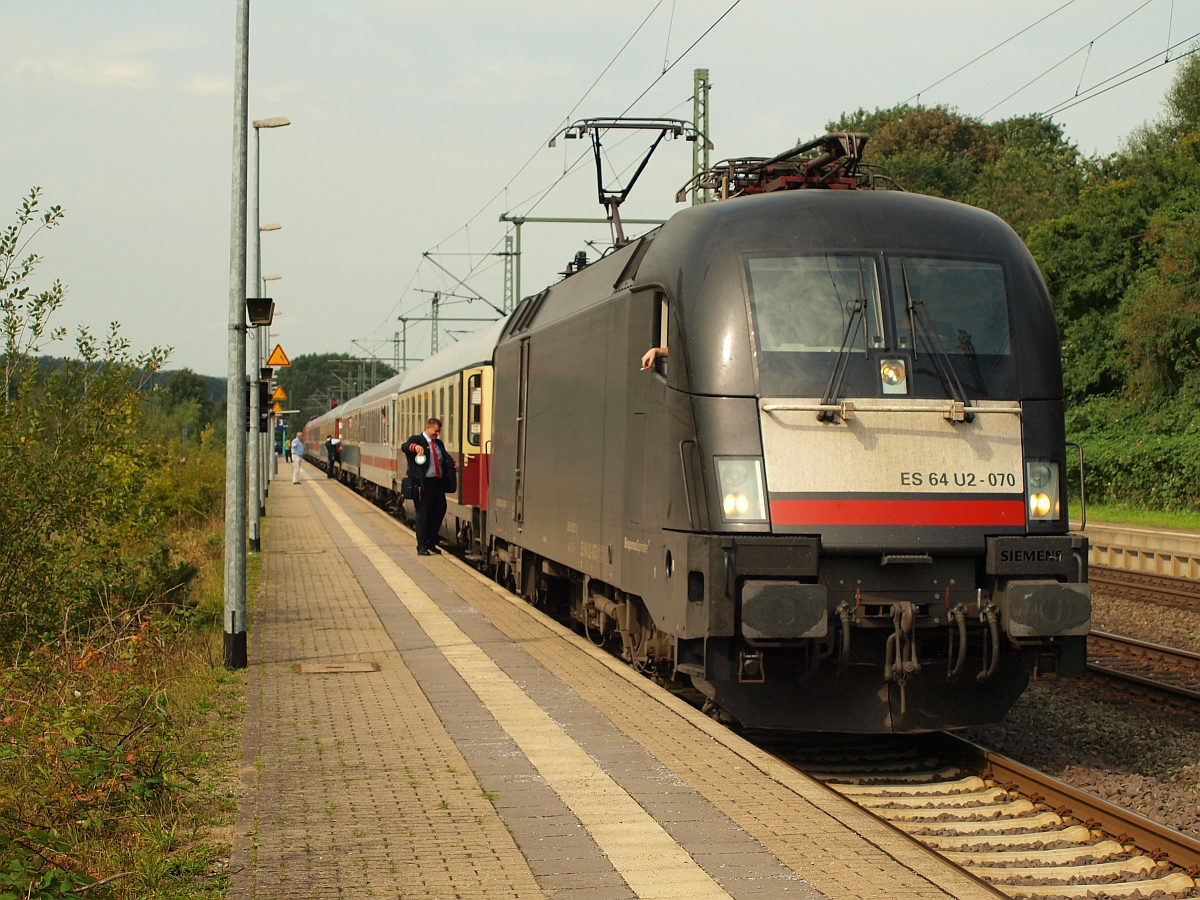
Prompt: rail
<box><xmin>777</xmin><ymin>732</ymin><xmax>1200</xmax><ymax>896</ymax></box>
<box><xmin>1088</xmin><ymin>630</ymin><xmax>1200</xmax><ymax>703</ymax></box>
<box><xmin>948</xmin><ymin>733</ymin><xmax>1200</xmax><ymax>875</ymax></box>
<box><xmin>1090</xmin><ymin>565</ymin><xmax>1200</xmax><ymax>609</ymax></box>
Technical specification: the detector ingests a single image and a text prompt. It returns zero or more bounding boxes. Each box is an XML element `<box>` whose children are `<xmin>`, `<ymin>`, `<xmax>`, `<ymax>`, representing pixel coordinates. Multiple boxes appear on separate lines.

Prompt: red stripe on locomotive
<box><xmin>770</xmin><ymin>498</ymin><xmax>1026</xmax><ymax>527</ymax></box>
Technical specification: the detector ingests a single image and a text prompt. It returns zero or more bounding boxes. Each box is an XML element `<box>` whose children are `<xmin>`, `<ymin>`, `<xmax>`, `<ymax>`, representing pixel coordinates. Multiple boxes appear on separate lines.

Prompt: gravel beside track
<box><xmin>962</xmin><ymin>589</ymin><xmax>1200</xmax><ymax>841</ymax></box>
<box><xmin>1092</xmin><ymin>590</ymin><xmax>1200</xmax><ymax>655</ymax></box>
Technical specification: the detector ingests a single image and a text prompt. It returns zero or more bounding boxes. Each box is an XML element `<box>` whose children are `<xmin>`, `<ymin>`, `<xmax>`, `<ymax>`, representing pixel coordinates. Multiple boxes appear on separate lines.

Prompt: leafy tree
<box><xmin>828</xmin><ymin>105</ymin><xmax>1083</xmax><ymax>226</ymax></box>
<box><xmin>970</xmin><ymin>118</ymin><xmax>1084</xmax><ymax>237</ymax></box>
<box><xmin>1116</xmin><ymin>209</ymin><xmax>1200</xmax><ymax>398</ymax></box>
<box><xmin>1165</xmin><ymin>44</ymin><xmax>1200</xmax><ymax>135</ymax></box>
<box><xmin>160</xmin><ymin>366</ymin><xmax>216</xmax><ymax>431</ymax></box>
<box><xmin>0</xmin><ymin>189</ymin><xmax>172</xmax><ymax>654</ymax></box>
<box><xmin>276</xmin><ymin>352</ymin><xmax>395</xmax><ymax>432</ymax></box>
<box><xmin>2</xmin><ymin>188</ymin><xmax>64</xmax><ymax>404</ymax></box>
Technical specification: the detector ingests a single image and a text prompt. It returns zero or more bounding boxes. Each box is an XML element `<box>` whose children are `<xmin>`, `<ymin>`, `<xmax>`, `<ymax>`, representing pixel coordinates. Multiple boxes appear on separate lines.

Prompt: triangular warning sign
<box><xmin>266</xmin><ymin>344</ymin><xmax>291</xmax><ymax>367</ymax></box>
<box><xmin>272</xmin><ymin>402</ymin><xmax>283</xmax><ymax>413</ymax></box>
<box><xmin>271</xmin><ymin>386</ymin><xmax>287</xmax><ymax>401</ymax></box>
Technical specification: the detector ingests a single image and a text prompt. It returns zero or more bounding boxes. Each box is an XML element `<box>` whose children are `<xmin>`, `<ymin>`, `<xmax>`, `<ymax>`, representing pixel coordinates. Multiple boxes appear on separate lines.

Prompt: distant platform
<box><xmin>1078</xmin><ymin>520</ymin><xmax>1200</xmax><ymax>579</ymax></box>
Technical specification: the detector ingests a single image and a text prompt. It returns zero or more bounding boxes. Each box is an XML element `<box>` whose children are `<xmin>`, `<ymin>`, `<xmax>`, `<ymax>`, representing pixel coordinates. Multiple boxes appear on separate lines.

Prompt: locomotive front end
<box><xmin>656</xmin><ymin>189</ymin><xmax>1089</xmax><ymax>733</ymax></box>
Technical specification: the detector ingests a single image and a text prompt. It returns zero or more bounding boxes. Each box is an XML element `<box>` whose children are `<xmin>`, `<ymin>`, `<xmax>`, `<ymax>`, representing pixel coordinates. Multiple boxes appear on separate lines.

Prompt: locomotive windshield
<box><xmin>746</xmin><ymin>255</ymin><xmax>883</xmax><ymax>353</ymax></box>
<box><xmin>889</xmin><ymin>257</ymin><xmax>1010</xmax><ymax>357</ymax></box>
<box><xmin>746</xmin><ymin>253</ymin><xmax>1017</xmax><ymax>398</ymax></box>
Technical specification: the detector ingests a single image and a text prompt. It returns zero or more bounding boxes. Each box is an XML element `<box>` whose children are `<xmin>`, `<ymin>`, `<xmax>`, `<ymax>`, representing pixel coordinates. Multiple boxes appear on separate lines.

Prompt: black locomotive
<box><xmin>310</xmin><ymin>135</ymin><xmax>1090</xmax><ymax>733</ymax></box>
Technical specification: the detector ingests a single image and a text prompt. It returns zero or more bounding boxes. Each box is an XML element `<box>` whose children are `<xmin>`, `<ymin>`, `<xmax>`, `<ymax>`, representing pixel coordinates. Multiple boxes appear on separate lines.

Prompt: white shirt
<box><xmin>422</xmin><ymin>432</ymin><xmax>440</xmax><ymax>478</ymax></box>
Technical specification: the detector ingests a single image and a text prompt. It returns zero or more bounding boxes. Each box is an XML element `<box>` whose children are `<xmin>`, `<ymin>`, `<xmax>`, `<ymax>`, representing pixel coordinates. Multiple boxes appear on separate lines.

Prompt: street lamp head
<box><xmin>263</xmin><ymin>273</ymin><xmax>282</xmax><ymax>282</ymax></box>
<box><xmin>246</xmin><ymin>297</ymin><xmax>275</xmax><ymax>326</ymax></box>
<box><xmin>253</xmin><ymin>116</ymin><xmax>290</xmax><ymax>129</ymax></box>
<box><xmin>260</xmin><ymin>223</ymin><xmax>281</xmax><ymax>232</ymax></box>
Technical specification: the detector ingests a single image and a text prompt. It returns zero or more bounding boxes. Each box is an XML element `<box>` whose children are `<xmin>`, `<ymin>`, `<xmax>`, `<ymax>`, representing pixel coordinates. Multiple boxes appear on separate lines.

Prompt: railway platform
<box><xmin>1078</xmin><ymin>519</ymin><xmax>1200</xmax><ymax>579</ymax></box>
<box><xmin>227</xmin><ymin>472</ymin><xmax>1000</xmax><ymax>900</ymax></box>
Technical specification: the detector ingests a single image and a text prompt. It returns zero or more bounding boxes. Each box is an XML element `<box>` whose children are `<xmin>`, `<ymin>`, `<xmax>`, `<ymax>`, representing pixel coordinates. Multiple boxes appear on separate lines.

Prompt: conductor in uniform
<box><xmin>403</xmin><ymin>417</ymin><xmax>452</xmax><ymax>556</ymax></box>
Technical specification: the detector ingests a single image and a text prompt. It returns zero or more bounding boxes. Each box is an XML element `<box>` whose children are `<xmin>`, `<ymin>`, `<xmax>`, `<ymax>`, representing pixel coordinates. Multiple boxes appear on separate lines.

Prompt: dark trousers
<box><xmin>415</xmin><ymin>481</ymin><xmax>446</xmax><ymax>551</ymax></box>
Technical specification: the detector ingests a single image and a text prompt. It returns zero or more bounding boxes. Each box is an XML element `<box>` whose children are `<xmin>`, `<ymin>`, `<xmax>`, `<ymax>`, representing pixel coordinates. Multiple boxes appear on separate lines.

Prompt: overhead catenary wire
<box><xmin>426</xmin><ymin>2</ymin><xmax>739</xmax><ymax>275</ymax></box>
<box><xmin>371</xmin><ymin>1</ymin><xmax>745</xmax><ymax>350</ymax></box>
<box><xmin>981</xmin><ymin>0</ymin><xmax>1159</xmax><ymax>118</ymax></box>
<box><xmin>421</xmin><ymin>0</ymin><xmax>668</xmax><ymax>255</ymax></box>
<box><xmin>1036</xmin><ymin>33</ymin><xmax>1200</xmax><ymax>119</ymax></box>
<box><xmin>662</xmin><ymin>0</ymin><xmax>678</xmax><ymax>74</ymax></box>
<box><xmin>395</xmin><ymin>90</ymin><xmax>694</xmax><ymax>330</ymax></box>
<box><xmin>367</xmin><ymin>1</ymin><xmax>673</xmax><ymax>337</ymax></box>
<box><xmin>620</xmin><ymin>0</ymin><xmax>742</xmax><ymax>117</ymax></box>
<box><xmin>900</xmin><ymin>0</ymin><xmax>1080</xmax><ymax>105</ymax></box>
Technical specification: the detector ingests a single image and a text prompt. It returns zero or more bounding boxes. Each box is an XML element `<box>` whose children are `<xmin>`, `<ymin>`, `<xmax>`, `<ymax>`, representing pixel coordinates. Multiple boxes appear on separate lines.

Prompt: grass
<box><xmin>1078</xmin><ymin>501</ymin><xmax>1200</xmax><ymax>532</ymax></box>
<box><xmin>0</xmin><ymin>515</ymin><xmax>248</xmax><ymax>900</ymax></box>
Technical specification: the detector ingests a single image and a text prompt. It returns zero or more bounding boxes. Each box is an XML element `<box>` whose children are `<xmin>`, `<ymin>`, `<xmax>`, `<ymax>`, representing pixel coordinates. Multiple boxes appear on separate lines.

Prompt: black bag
<box><xmin>440</xmin><ymin>455</ymin><xmax>457</xmax><ymax>493</ymax></box>
<box><xmin>400</xmin><ymin>477</ymin><xmax>419</xmax><ymax>500</ymax></box>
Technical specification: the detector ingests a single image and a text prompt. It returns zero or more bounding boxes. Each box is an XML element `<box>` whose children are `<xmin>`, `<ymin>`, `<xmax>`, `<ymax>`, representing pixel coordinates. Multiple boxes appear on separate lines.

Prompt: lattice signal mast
<box><xmin>691</xmin><ymin>69</ymin><xmax>712</xmax><ymax>206</ymax></box>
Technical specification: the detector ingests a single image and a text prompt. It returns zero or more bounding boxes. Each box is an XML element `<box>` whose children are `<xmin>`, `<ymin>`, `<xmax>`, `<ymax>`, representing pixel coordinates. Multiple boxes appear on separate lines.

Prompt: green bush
<box><xmin>1</xmin><ymin>189</ymin><xmax>234</xmax><ymax>897</ymax></box>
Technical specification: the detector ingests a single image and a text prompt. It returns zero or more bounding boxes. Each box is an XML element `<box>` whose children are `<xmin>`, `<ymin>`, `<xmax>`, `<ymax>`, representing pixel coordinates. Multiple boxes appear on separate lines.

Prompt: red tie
<box><xmin>432</xmin><ymin>441</ymin><xmax>441</xmax><ymax>477</ymax></box>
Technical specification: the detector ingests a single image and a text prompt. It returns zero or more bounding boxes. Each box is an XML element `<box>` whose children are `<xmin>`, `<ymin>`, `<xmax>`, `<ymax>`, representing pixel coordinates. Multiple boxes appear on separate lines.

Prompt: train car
<box><xmin>301</xmin><ymin>320</ymin><xmax>506</xmax><ymax>547</ymax></box>
<box><xmin>302</xmin><ymin>404</ymin><xmax>341</xmax><ymax>473</ymax></box>
<box><xmin>334</xmin><ymin>373</ymin><xmax>406</xmax><ymax>492</ymax></box>
<box><xmin>389</xmin><ymin>319</ymin><xmax>506</xmax><ymax>547</ymax></box>
<box><xmin>484</xmin><ymin>140</ymin><xmax>1090</xmax><ymax>734</ymax></box>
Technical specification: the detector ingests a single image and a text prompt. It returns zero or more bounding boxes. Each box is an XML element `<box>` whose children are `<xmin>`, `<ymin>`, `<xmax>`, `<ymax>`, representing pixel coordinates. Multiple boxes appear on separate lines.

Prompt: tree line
<box><xmin>831</xmin><ymin>51</ymin><xmax>1200</xmax><ymax>509</ymax></box>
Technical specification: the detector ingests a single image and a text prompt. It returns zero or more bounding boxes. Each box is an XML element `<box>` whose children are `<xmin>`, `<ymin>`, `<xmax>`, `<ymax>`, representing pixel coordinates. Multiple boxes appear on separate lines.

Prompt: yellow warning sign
<box><xmin>272</xmin><ymin>402</ymin><xmax>283</xmax><ymax>413</ymax></box>
<box><xmin>266</xmin><ymin>344</ymin><xmax>291</xmax><ymax>367</ymax></box>
<box><xmin>271</xmin><ymin>386</ymin><xmax>287</xmax><ymax>401</ymax></box>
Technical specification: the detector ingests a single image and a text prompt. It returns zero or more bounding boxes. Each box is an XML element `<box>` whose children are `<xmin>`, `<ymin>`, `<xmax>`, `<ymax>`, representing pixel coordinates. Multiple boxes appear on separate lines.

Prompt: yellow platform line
<box><xmin>310</xmin><ymin>485</ymin><xmax>731</xmax><ymax>900</ymax></box>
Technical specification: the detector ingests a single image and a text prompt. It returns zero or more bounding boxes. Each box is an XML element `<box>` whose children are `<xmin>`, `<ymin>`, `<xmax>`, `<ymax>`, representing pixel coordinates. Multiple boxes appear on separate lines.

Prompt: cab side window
<box><xmin>654</xmin><ymin>293</ymin><xmax>668</xmax><ymax>377</ymax></box>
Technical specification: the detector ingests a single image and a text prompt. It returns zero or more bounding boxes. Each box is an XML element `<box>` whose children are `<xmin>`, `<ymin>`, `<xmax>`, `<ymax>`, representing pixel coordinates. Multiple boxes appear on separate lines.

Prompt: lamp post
<box><xmin>249</xmin><ymin>116</ymin><xmax>289</xmax><ymax>554</ymax></box>
<box><xmin>223</xmin><ymin>0</ymin><xmax>250</xmax><ymax>670</ymax></box>
<box><xmin>260</xmin><ymin>263</ymin><xmax>281</xmax><ymax>486</ymax></box>
<box><xmin>262</xmin><ymin>272</ymin><xmax>282</xmax><ymax>461</ymax></box>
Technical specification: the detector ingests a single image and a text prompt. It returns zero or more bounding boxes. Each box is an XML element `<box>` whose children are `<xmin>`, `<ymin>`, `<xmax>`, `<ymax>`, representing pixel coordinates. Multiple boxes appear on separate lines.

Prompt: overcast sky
<box><xmin>3</xmin><ymin>0</ymin><xmax>1196</xmax><ymax>376</ymax></box>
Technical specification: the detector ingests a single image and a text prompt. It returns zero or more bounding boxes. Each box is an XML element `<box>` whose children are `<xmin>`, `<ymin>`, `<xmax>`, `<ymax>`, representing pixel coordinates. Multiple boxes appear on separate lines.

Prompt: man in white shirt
<box><xmin>290</xmin><ymin>434</ymin><xmax>305</xmax><ymax>483</ymax></box>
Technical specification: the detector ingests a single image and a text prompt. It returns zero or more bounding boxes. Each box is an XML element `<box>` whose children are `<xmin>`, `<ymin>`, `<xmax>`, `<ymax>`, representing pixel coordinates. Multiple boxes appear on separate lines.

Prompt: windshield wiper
<box><xmin>901</xmin><ymin>261</ymin><xmax>972</xmax><ymax>415</ymax></box>
<box><xmin>817</xmin><ymin>259</ymin><xmax>869</xmax><ymax>421</ymax></box>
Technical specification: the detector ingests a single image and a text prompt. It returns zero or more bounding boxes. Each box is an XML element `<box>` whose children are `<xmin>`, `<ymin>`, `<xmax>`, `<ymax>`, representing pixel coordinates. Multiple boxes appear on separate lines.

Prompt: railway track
<box><xmin>765</xmin><ymin>732</ymin><xmax>1200</xmax><ymax>898</ymax></box>
<box><xmin>1090</xmin><ymin>565</ymin><xmax>1200</xmax><ymax>611</ymax></box>
<box><xmin>1088</xmin><ymin>631</ymin><xmax>1200</xmax><ymax>703</ymax></box>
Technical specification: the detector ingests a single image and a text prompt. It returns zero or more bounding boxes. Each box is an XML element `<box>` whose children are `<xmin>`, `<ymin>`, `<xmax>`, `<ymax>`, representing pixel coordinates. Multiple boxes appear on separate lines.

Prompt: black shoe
<box><xmin>428</xmin><ymin>547</ymin><xmax>442</xmax><ymax>555</ymax></box>
<box><xmin>417</xmin><ymin>549</ymin><xmax>431</xmax><ymax>556</ymax></box>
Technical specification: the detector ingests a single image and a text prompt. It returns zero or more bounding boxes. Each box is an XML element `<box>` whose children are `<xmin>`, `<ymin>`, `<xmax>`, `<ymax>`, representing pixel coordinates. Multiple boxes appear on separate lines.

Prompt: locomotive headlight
<box><xmin>880</xmin><ymin>358</ymin><xmax>907</xmax><ymax>395</ymax></box>
<box><xmin>716</xmin><ymin>457</ymin><xmax>768</xmax><ymax>523</ymax></box>
<box><xmin>1025</xmin><ymin>460</ymin><xmax>1060</xmax><ymax>521</ymax></box>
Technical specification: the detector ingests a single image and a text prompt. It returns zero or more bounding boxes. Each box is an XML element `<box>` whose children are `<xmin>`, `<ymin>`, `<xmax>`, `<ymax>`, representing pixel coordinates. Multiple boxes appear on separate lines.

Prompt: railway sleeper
<box><xmin>854</xmin><ymin>787</ymin><xmax>1010</xmax><ymax>808</ymax></box>
<box><xmin>920</xmin><ymin>824</ymin><xmax>1095</xmax><ymax>852</ymax></box>
<box><xmin>877</xmin><ymin>798</ymin><xmax>1039</xmax><ymax>821</ymax></box>
<box><xmin>993</xmin><ymin>872</ymin><xmax>1195</xmax><ymax>898</ymax></box>
<box><xmin>944</xmin><ymin>840</ymin><xmax>1127</xmax><ymax>867</ymax></box>
<box><xmin>988</xmin><ymin>854</ymin><xmax>1156</xmax><ymax>881</ymax></box>
<box><xmin>835</xmin><ymin>774</ymin><xmax>986</xmax><ymax>795</ymax></box>
<box><xmin>893</xmin><ymin>810</ymin><xmax>1069</xmax><ymax>835</ymax></box>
